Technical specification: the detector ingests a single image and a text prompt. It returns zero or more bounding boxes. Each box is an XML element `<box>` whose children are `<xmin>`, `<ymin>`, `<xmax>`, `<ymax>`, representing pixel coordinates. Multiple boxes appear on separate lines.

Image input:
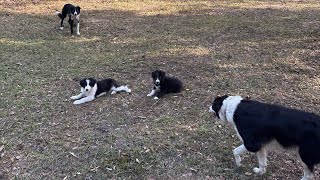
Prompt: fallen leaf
<box><xmin>69</xmin><ymin>152</ymin><xmax>78</xmax><ymax>158</ymax></box>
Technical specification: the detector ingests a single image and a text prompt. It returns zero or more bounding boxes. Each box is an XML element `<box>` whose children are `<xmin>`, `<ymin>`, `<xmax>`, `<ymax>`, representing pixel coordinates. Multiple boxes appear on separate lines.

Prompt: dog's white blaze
<box><xmin>84</xmin><ymin>79</ymin><xmax>91</xmax><ymax>91</ymax></box>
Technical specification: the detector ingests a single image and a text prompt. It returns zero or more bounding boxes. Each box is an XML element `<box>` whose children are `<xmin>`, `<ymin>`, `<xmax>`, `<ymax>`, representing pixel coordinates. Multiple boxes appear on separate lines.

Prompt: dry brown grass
<box><xmin>0</xmin><ymin>0</ymin><xmax>319</xmax><ymax>179</ymax></box>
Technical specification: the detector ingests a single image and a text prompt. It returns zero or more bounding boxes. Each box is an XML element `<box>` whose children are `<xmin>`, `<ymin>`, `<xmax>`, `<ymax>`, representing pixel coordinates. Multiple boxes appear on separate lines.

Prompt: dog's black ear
<box><xmin>160</xmin><ymin>70</ymin><xmax>165</xmax><ymax>77</ymax></box>
<box><xmin>151</xmin><ymin>71</ymin><xmax>156</xmax><ymax>79</ymax></box>
<box><xmin>76</xmin><ymin>6</ymin><xmax>81</xmax><ymax>12</ymax></box>
<box><xmin>79</xmin><ymin>79</ymin><xmax>87</xmax><ymax>87</ymax></box>
<box><xmin>220</xmin><ymin>95</ymin><xmax>229</xmax><ymax>101</ymax></box>
<box><xmin>88</xmin><ymin>78</ymin><xmax>96</xmax><ymax>87</ymax></box>
<box><xmin>213</xmin><ymin>95</ymin><xmax>229</xmax><ymax>103</ymax></box>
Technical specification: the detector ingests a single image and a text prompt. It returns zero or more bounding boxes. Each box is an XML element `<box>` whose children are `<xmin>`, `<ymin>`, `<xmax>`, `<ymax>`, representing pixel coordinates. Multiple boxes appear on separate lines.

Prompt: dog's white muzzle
<box><xmin>155</xmin><ymin>79</ymin><xmax>160</xmax><ymax>85</ymax></box>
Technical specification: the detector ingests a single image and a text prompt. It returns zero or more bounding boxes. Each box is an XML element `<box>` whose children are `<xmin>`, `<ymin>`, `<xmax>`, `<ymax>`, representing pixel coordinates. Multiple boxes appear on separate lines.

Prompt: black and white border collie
<box><xmin>209</xmin><ymin>95</ymin><xmax>320</xmax><ymax>180</ymax></box>
<box><xmin>147</xmin><ymin>70</ymin><xmax>183</xmax><ymax>99</ymax></box>
<box><xmin>71</xmin><ymin>78</ymin><xmax>131</xmax><ymax>105</ymax></box>
<box><xmin>56</xmin><ymin>4</ymin><xmax>81</xmax><ymax>35</ymax></box>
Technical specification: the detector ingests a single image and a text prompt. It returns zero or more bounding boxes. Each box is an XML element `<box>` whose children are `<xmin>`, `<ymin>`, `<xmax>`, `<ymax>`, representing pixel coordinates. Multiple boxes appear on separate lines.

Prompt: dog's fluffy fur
<box><xmin>56</xmin><ymin>4</ymin><xmax>81</xmax><ymax>35</ymax></box>
<box><xmin>147</xmin><ymin>70</ymin><xmax>183</xmax><ymax>99</ymax></box>
<box><xmin>71</xmin><ymin>78</ymin><xmax>131</xmax><ymax>105</ymax></box>
<box><xmin>209</xmin><ymin>95</ymin><xmax>320</xmax><ymax>180</ymax></box>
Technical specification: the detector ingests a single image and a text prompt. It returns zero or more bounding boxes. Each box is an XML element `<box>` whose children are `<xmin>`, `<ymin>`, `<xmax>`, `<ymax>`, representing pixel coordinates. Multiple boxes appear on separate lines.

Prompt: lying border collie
<box><xmin>209</xmin><ymin>95</ymin><xmax>320</xmax><ymax>180</ymax></box>
<box><xmin>147</xmin><ymin>70</ymin><xmax>183</xmax><ymax>99</ymax></box>
<box><xmin>71</xmin><ymin>78</ymin><xmax>131</xmax><ymax>105</ymax></box>
<box><xmin>56</xmin><ymin>4</ymin><xmax>81</xmax><ymax>35</ymax></box>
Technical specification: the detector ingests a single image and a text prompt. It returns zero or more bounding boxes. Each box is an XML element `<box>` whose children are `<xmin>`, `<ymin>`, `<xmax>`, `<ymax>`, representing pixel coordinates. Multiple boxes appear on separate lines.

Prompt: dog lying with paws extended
<box><xmin>71</xmin><ymin>78</ymin><xmax>131</xmax><ymax>105</ymax></box>
<box><xmin>147</xmin><ymin>70</ymin><xmax>183</xmax><ymax>100</ymax></box>
<box><xmin>209</xmin><ymin>95</ymin><xmax>320</xmax><ymax>180</ymax></box>
<box><xmin>56</xmin><ymin>4</ymin><xmax>81</xmax><ymax>35</ymax></box>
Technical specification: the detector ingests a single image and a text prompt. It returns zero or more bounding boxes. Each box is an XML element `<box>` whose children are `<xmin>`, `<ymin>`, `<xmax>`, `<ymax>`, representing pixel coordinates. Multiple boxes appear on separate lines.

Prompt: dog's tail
<box><xmin>55</xmin><ymin>11</ymin><xmax>63</xmax><ymax>19</ymax></box>
<box><xmin>112</xmin><ymin>85</ymin><xmax>131</xmax><ymax>93</ymax></box>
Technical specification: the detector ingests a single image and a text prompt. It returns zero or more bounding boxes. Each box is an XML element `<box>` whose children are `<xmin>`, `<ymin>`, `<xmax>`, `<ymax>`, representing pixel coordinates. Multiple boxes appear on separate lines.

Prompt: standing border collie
<box><xmin>56</xmin><ymin>4</ymin><xmax>81</xmax><ymax>35</ymax></box>
<box><xmin>147</xmin><ymin>70</ymin><xmax>183</xmax><ymax>100</ymax></box>
<box><xmin>71</xmin><ymin>78</ymin><xmax>131</xmax><ymax>105</ymax></box>
<box><xmin>209</xmin><ymin>95</ymin><xmax>320</xmax><ymax>180</ymax></box>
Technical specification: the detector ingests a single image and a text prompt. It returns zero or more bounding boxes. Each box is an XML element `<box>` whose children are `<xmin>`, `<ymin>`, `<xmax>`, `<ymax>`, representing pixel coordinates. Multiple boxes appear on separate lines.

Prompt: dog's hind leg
<box><xmin>233</xmin><ymin>144</ymin><xmax>248</xmax><ymax>167</ymax></box>
<box><xmin>110</xmin><ymin>86</ymin><xmax>131</xmax><ymax>95</ymax></box>
<box><xmin>253</xmin><ymin>148</ymin><xmax>267</xmax><ymax>175</ymax></box>
<box><xmin>59</xmin><ymin>14</ymin><xmax>66</xmax><ymax>30</ymax></box>
<box><xmin>299</xmin><ymin>133</ymin><xmax>319</xmax><ymax>180</ymax></box>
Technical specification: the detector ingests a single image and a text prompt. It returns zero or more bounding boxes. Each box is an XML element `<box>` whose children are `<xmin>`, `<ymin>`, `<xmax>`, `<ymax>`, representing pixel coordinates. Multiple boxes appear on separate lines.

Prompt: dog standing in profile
<box><xmin>56</xmin><ymin>4</ymin><xmax>81</xmax><ymax>35</ymax></box>
<box><xmin>71</xmin><ymin>78</ymin><xmax>131</xmax><ymax>105</ymax></box>
<box><xmin>209</xmin><ymin>95</ymin><xmax>320</xmax><ymax>180</ymax></box>
<box><xmin>147</xmin><ymin>70</ymin><xmax>183</xmax><ymax>99</ymax></box>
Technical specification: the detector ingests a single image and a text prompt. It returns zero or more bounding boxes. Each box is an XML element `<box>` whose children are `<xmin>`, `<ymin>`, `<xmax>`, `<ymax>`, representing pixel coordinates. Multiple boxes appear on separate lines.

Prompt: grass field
<box><xmin>0</xmin><ymin>0</ymin><xmax>319</xmax><ymax>179</ymax></box>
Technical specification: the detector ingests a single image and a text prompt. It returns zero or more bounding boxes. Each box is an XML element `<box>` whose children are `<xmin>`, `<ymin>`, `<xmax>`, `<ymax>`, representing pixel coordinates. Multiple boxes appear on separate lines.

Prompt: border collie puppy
<box><xmin>147</xmin><ymin>70</ymin><xmax>183</xmax><ymax>100</ymax></box>
<box><xmin>71</xmin><ymin>78</ymin><xmax>131</xmax><ymax>105</ymax></box>
<box><xmin>56</xmin><ymin>4</ymin><xmax>81</xmax><ymax>35</ymax></box>
<box><xmin>209</xmin><ymin>95</ymin><xmax>320</xmax><ymax>180</ymax></box>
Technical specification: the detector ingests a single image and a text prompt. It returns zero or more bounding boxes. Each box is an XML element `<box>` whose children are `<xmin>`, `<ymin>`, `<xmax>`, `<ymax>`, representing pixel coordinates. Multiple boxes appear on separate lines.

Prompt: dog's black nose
<box><xmin>85</xmin><ymin>89</ymin><xmax>89</xmax><ymax>91</ymax></box>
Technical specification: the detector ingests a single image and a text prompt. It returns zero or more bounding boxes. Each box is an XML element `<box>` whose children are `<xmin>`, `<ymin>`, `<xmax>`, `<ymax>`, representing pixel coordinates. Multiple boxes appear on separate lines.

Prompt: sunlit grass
<box><xmin>2</xmin><ymin>0</ymin><xmax>320</xmax><ymax>16</ymax></box>
<box><xmin>167</xmin><ymin>46</ymin><xmax>211</xmax><ymax>56</ymax></box>
<box><xmin>0</xmin><ymin>38</ymin><xmax>45</xmax><ymax>46</ymax></box>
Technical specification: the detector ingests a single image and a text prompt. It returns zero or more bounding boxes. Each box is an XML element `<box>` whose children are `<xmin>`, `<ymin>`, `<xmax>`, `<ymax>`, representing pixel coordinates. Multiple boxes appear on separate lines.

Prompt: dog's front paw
<box><xmin>233</xmin><ymin>152</ymin><xmax>242</xmax><ymax>167</ymax></box>
<box><xmin>126</xmin><ymin>88</ymin><xmax>132</xmax><ymax>93</ymax></box>
<box><xmin>73</xmin><ymin>100</ymin><xmax>83</xmax><ymax>105</ymax></box>
<box><xmin>235</xmin><ymin>160</ymin><xmax>242</xmax><ymax>167</ymax></box>
<box><xmin>77</xmin><ymin>32</ymin><xmax>80</xmax><ymax>35</ymax></box>
<box><xmin>60</xmin><ymin>27</ymin><xmax>64</xmax><ymax>30</ymax></box>
<box><xmin>71</xmin><ymin>96</ymin><xmax>79</xmax><ymax>100</ymax></box>
<box><xmin>147</xmin><ymin>93</ymin><xmax>153</xmax><ymax>97</ymax></box>
<box><xmin>253</xmin><ymin>167</ymin><xmax>266</xmax><ymax>175</ymax></box>
<box><xmin>111</xmin><ymin>91</ymin><xmax>117</xmax><ymax>95</ymax></box>
<box><xmin>301</xmin><ymin>177</ymin><xmax>313</xmax><ymax>180</ymax></box>
<box><xmin>154</xmin><ymin>97</ymin><xmax>159</xmax><ymax>100</ymax></box>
